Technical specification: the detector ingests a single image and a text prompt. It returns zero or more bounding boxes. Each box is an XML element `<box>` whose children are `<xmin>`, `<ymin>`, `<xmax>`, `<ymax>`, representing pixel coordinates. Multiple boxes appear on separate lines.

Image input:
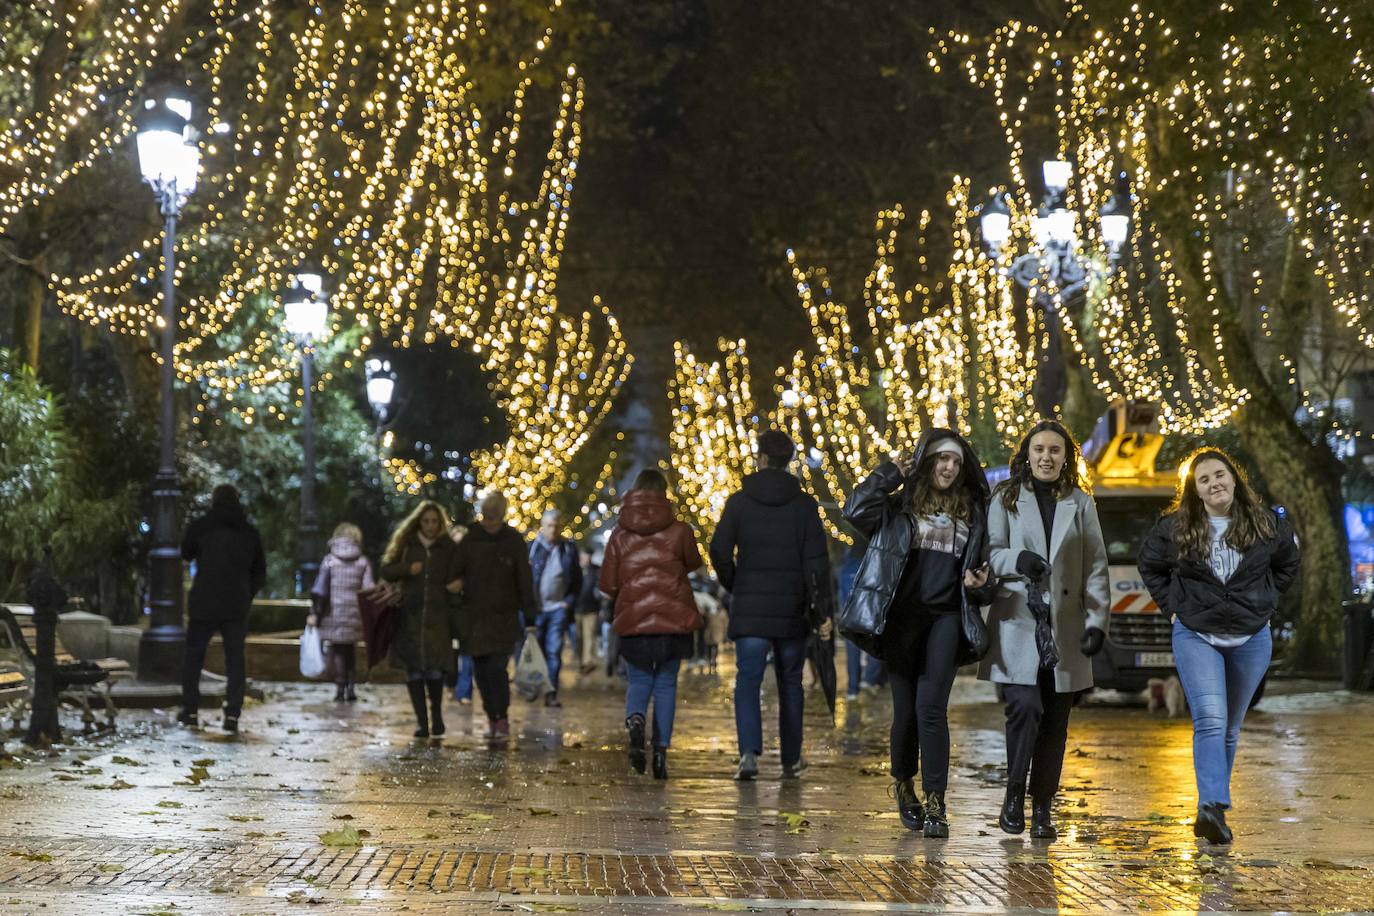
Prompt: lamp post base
<box><xmin>136</xmin><ymin>625</ymin><xmax>186</xmax><ymax>684</ymax></box>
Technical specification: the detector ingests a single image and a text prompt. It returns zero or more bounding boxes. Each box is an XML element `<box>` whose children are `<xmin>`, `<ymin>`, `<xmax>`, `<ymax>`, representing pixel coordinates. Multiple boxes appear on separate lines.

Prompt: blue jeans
<box><xmin>845</xmin><ymin>639</ymin><xmax>883</xmax><ymax>694</ymax></box>
<box><xmin>1172</xmin><ymin>619</ymin><xmax>1271</xmax><ymax>808</ymax></box>
<box><xmin>534</xmin><ymin>605</ymin><xmax>569</xmax><ymax>691</ymax></box>
<box><xmin>452</xmin><ymin>654</ymin><xmax>473</xmax><ymax>700</ymax></box>
<box><xmin>625</xmin><ymin>658</ymin><xmax>681</xmax><ymax>747</ymax></box>
<box><xmin>734</xmin><ymin>636</ymin><xmax>807</xmax><ymax>766</ymax></box>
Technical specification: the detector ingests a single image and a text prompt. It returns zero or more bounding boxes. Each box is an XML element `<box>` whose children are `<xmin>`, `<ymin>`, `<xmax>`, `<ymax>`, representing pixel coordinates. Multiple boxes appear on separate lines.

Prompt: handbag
<box><xmin>357</xmin><ymin>582</ymin><xmax>403</xmax><ymax>669</ymax></box>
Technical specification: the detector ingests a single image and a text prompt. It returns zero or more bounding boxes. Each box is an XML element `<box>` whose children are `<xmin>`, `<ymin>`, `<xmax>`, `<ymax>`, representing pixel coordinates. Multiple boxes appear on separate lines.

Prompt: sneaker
<box><xmin>544</xmin><ymin>691</ymin><xmax>562</xmax><ymax>708</ymax></box>
<box><xmin>781</xmin><ymin>758</ymin><xmax>809</xmax><ymax>780</ymax></box>
<box><xmin>493</xmin><ymin>717</ymin><xmax>510</xmax><ymax>738</ymax></box>
<box><xmin>845</xmin><ymin>691</ymin><xmax>860</xmax><ymax>701</ymax></box>
<box><xmin>222</xmin><ymin>716</ymin><xmax>239</xmax><ymax>734</ymax></box>
<box><xmin>176</xmin><ymin>710</ymin><xmax>198</xmax><ymax>728</ymax></box>
<box><xmin>734</xmin><ymin>752</ymin><xmax>758</xmax><ymax>781</ymax></box>
<box><xmin>456</xmin><ymin>696</ymin><xmax>472</xmax><ymax>706</ymax></box>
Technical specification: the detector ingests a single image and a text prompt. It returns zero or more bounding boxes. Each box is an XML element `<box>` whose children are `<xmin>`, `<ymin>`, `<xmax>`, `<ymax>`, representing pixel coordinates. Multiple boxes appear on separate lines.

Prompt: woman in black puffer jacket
<box><xmin>840</xmin><ymin>428</ymin><xmax>995</xmax><ymax>839</ymax></box>
<box><xmin>1137</xmin><ymin>448</ymin><xmax>1300</xmax><ymax>846</ymax></box>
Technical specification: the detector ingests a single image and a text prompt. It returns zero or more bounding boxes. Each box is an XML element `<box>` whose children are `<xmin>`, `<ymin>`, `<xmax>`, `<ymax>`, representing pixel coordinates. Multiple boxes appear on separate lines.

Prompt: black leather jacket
<box><xmin>837</xmin><ymin>429</ymin><xmax>995</xmax><ymax>662</ymax></box>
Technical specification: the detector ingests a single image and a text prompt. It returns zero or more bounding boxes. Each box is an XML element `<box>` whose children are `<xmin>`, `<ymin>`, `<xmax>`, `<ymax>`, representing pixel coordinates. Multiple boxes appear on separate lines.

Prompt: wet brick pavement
<box><xmin>2</xmin><ymin>654</ymin><xmax>1372</xmax><ymax>914</ymax></box>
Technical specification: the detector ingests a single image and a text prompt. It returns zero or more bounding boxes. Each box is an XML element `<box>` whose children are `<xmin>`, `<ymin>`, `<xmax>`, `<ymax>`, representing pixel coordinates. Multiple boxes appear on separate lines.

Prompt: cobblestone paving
<box><xmin>2</xmin><ymin>656</ymin><xmax>1372</xmax><ymax>914</ymax></box>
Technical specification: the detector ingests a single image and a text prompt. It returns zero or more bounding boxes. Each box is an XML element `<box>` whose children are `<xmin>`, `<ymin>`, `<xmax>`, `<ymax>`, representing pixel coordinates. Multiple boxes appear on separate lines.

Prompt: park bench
<box><xmin>0</xmin><ymin>605</ymin><xmax>132</xmax><ymax>731</ymax></box>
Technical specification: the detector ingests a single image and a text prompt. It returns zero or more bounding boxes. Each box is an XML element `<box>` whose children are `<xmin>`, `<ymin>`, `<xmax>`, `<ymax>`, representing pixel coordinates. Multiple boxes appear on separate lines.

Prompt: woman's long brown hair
<box><xmin>905</xmin><ymin>442</ymin><xmax>972</xmax><ymax>521</ymax></box>
<box><xmin>995</xmin><ymin>419</ymin><xmax>1088</xmax><ymax>512</ymax></box>
<box><xmin>383</xmin><ymin>500</ymin><xmax>451</xmax><ymax>564</ymax></box>
<box><xmin>1168</xmin><ymin>448</ymin><xmax>1276</xmax><ymax>561</ymax></box>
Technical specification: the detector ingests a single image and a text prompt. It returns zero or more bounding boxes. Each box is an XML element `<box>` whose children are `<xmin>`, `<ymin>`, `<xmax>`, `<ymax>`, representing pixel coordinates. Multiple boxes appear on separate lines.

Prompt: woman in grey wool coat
<box><xmin>980</xmin><ymin>420</ymin><xmax>1110</xmax><ymax>840</ymax></box>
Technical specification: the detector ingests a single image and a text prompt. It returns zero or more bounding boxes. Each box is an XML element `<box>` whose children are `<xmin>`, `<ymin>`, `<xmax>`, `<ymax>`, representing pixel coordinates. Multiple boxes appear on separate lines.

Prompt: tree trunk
<box><xmin>13</xmin><ymin>248</ymin><xmax>46</xmax><ymax>370</ymax></box>
<box><xmin>1145</xmin><ymin>122</ymin><xmax>1349</xmax><ymax>670</ymax></box>
<box><xmin>10</xmin><ymin>0</ymin><xmax>85</xmax><ymax>372</ymax></box>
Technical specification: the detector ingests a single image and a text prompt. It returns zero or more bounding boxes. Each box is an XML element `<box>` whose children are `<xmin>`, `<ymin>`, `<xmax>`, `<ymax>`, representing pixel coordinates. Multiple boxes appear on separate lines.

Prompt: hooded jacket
<box><xmin>709</xmin><ymin>467</ymin><xmax>832</xmax><ymax>641</ymax></box>
<box><xmin>182</xmin><ymin>503</ymin><xmax>267</xmax><ymax>623</ymax></box>
<box><xmin>599</xmin><ymin>490</ymin><xmax>703</xmax><ymax>636</ymax></box>
<box><xmin>838</xmin><ymin>429</ymin><xmax>994</xmax><ymax>662</ymax></box>
<box><xmin>311</xmin><ymin>536</ymin><xmax>375</xmax><ymax>645</ymax></box>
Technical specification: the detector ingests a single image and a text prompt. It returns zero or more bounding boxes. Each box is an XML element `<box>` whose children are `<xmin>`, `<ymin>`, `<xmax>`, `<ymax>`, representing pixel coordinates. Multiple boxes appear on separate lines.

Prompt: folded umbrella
<box><xmin>806</xmin><ymin>629</ymin><xmax>838</xmax><ymax>724</ymax></box>
<box><xmin>1024</xmin><ymin>571</ymin><xmax>1060</xmax><ymax>670</ymax></box>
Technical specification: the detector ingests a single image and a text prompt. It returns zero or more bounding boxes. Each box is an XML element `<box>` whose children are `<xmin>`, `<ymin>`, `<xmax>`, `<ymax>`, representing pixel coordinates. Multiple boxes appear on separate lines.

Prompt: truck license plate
<box><xmin>1135</xmin><ymin>652</ymin><xmax>1174</xmax><ymax>667</ymax></box>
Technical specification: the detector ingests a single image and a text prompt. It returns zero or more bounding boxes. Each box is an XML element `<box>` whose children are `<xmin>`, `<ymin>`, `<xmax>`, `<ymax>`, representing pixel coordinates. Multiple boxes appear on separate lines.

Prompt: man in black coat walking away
<box><xmin>178</xmin><ymin>484</ymin><xmax>266</xmax><ymax>733</ymax></box>
<box><xmin>710</xmin><ymin>430</ymin><xmax>831</xmax><ymax>780</ymax></box>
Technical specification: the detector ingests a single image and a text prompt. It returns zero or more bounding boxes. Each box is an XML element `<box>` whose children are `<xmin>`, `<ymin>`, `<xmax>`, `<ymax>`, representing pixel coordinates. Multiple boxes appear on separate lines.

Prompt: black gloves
<box><xmin>1081</xmin><ymin>626</ymin><xmax>1105</xmax><ymax>657</ymax></box>
<box><xmin>1016</xmin><ymin>550</ymin><xmax>1050</xmax><ymax>579</ymax></box>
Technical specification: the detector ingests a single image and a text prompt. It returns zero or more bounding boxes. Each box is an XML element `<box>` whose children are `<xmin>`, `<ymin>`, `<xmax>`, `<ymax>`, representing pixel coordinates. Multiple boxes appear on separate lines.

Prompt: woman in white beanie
<box><xmin>840</xmin><ymin>429</ymin><xmax>994</xmax><ymax>838</ymax></box>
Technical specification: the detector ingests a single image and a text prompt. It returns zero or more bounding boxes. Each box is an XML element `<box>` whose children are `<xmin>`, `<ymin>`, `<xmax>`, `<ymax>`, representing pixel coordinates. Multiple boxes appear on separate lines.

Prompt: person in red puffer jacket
<box><xmin>599</xmin><ymin>469</ymin><xmax>704</xmax><ymax>779</ymax></box>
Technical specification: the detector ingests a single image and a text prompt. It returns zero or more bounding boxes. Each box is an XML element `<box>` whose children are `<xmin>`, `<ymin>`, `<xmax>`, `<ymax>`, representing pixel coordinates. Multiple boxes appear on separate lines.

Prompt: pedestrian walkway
<box><xmin>1</xmin><ymin>656</ymin><xmax>1371</xmax><ymax>913</ymax></box>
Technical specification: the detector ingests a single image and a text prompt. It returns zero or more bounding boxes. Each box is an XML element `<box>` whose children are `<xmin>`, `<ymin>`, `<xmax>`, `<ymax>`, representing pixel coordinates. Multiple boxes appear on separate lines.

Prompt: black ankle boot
<box><xmin>406</xmin><ymin>681</ymin><xmax>429</xmax><ymax>738</ymax></box>
<box><xmin>1194</xmin><ymin>802</ymin><xmax>1233</xmax><ymax>844</ymax></box>
<box><xmin>1000</xmin><ymin>782</ymin><xmax>1026</xmax><ymax>835</ymax></box>
<box><xmin>923</xmin><ymin>791</ymin><xmax>949</xmax><ymax>838</ymax></box>
<box><xmin>626</xmin><ymin>714</ymin><xmax>646</xmax><ymax>774</ymax></box>
<box><xmin>334</xmin><ymin>684</ymin><xmax>347</xmax><ymax>703</ymax></box>
<box><xmin>893</xmin><ymin>778</ymin><xmax>923</xmax><ymax>831</ymax></box>
<box><xmin>426</xmin><ymin>679</ymin><xmax>445</xmax><ymax>736</ymax></box>
<box><xmin>345</xmin><ymin>683</ymin><xmax>357</xmax><ymax>702</ymax></box>
<box><xmin>1030</xmin><ymin>798</ymin><xmax>1057</xmax><ymax>840</ymax></box>
<box><xmin>652</xmin><ymin>746</ymin><xmax>668</xmax><ymax>779</ymax></box>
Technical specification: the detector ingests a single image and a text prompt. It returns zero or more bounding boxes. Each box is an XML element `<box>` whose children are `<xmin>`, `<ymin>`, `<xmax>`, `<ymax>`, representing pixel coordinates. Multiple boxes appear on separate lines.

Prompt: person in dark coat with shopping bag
<box><xmin>380</xmin><ymin>501</ymin><xmax>463</xmax><ymax>738</ymax></box>
<box><xmin>178</xmin><ymin>484</ymin><xmax>267</xmax><ymax>734</ymax></box>
<box><xmin>840</xmin><ymin>429</ymin><xmax>994</xmax><ymax>838</ymax></box>
<box><xmin>599</xmin><ymin>469</ymin><xmax>704</xmax><ymax>779</ymax></box>
<box><xmin>451</xmin><ymin>490</ymin><xmax>538</xmax><ymax>738</ymax></box>
<box><xmin>709</xmin><ymin>429</ymin><xmax>832</xmax><ymax>782</ymax></box>
<box><xmin>981</xmin><ymin>420</ymin><xmax>1110</xmax><ymax>840</ymax></box>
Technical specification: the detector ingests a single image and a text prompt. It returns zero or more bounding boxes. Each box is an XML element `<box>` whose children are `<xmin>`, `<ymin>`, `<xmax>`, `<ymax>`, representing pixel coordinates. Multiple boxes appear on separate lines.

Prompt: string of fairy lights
<box><xmin>668</xmin><ymin>338</ymin><xmax>760</xmax><ymax>544</ymax></box>
<box><xmin>7</xmin><ymin>1</ymin><xmax>628</xmax><ymax>529</ymax></box>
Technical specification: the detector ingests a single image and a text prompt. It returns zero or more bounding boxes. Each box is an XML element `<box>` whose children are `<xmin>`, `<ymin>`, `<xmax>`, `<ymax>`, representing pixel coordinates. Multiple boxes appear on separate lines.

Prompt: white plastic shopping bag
<box><xmin>299</xmin><ymin>625</ymin><xmax>327</xmax><ymax>679</ymax></box>
<box><xmin>513</xmin><ymin>637</ymin><xmax>551</xmax><ymax>701</ymax></box>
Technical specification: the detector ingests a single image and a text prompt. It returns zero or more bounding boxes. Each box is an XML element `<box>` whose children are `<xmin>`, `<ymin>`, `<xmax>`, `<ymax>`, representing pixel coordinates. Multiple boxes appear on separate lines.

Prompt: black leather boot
<box><xmin>406</xmin><ymin>681</ymin><xmax>429</xmax><ymax>738</ymax></box>
<box><xmin>626</xmin><ymin>714</ymin><xmax>646</xmax><ymax>774</ymax></box>
<box><xmin>923</xmin><ymin>791</ymin><xmax>949</xmax><ymax>838</ymax></box>
<box><xmin>893</xmin><ymin>778</ymin><xmax>923</xmax><ymax>831</ymax></box>
<box><xmin>1194</xmin><ymin>802</ymin><xmax>1233</xmax><ymax>844</ymax></box>
<box><xmin>1030</xmin><ymin>798</ymin><xmax>1057</xmax><ymax>840</ymax></box>
<box><xmin>1000</xmin><ymin>782</ymin><xmax>1026</xmax><ymax>835</ymax></box>
<box><xmin>652</xmin><ymin>746</ymin><xmax>668</xmax><ymax>780</ymax></box>
<box><xmin>426</xmin><ymin>678</ymin><xmax>446</xmax><ymax>737</ymax></box>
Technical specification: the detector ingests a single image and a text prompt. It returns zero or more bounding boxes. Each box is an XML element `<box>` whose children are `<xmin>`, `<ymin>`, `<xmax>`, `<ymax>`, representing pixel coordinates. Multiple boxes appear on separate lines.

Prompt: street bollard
<box><xmin>1344</xmin><ymin>599</ymin><xmax>1374</xmax><ymax>691</ymax></box>
<box><xmin>23</xmin><ymin>551</ymin><xmax>68</xmax><ymax>745</ymax></box>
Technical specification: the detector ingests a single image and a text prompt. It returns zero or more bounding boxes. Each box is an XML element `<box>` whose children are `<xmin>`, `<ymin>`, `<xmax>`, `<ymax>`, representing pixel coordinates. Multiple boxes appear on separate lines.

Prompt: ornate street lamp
<box><xmin>283</xmin><ymin>272</ymin><xmax>329</xmax><ymax>595</ymax></box>
<box><xmin>135</xmin><ymin>96</ymin><xmax>200</xmax><ymax>683</ymax></box>
<box><xmin>975</xmin><ymin>162</ymin><xmax>1133</xmax><ymax>416</ymax></box>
